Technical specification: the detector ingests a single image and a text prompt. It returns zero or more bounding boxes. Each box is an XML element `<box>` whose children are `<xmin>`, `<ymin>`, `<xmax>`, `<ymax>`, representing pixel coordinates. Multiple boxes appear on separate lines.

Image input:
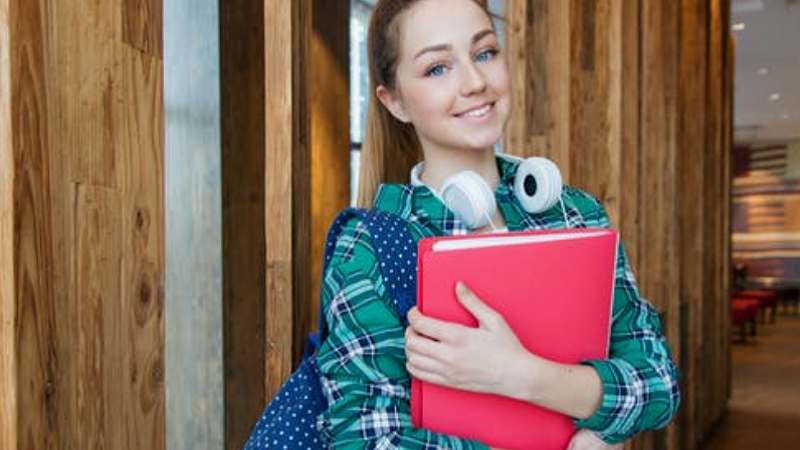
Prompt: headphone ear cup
<box><xmin>514</xmin><ymin>157</ymin><xmax>563</xmax><ymax>213</ymax></box>
<box><xmin>440</xmin><ymin>171</ymin><xmax>496</xmax><ymax>229</ymax></box>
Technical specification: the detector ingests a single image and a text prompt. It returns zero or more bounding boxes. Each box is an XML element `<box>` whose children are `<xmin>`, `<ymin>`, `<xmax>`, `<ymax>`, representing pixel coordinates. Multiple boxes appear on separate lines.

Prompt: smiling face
<box><xmin>376</xmin><ymin>0</ymin><xmax>511</xmax><ymax>161</ymax></box>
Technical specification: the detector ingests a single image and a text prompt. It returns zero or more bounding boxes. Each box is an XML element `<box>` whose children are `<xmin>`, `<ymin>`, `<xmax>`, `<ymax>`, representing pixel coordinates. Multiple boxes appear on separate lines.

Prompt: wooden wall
<box><xmin>505</xmin><ymin>1</ymin><xmax>734</xmax><ymax>450</ymax></box>
<box><xmin>220</xmin><ymin>0</ymin><xmax>266</xmax><ymax>448</ymax></box>
<box><xmin>1</xmin><ymin>0</ymin><xmax>165</xmax><ymax>449</ymax></box>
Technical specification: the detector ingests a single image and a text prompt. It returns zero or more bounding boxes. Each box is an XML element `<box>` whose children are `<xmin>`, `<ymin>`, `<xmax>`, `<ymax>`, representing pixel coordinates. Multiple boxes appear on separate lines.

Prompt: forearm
<box><xmin>505</xmin><ymin>351</ymin><xmax>603</xmax><ymax>420</ymax></box>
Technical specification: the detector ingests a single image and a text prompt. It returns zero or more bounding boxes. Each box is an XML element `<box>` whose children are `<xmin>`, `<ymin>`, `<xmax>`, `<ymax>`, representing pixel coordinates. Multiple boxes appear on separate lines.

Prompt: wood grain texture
<box><xmin>640</xmin><ymin>2</ymin><xmax>681</xmax><ymax>448</ymax></box>
<box><xmin>118</xmin><ymin>40</ymin><xmax>165</xmax><ymax>450</ymax></box>
<box><xmin>678</xmin><ymin>0</ymin><xmax>709</xmax><ymax>447</ymax></box>
<box><xmin>73</xmin><ymin>184</ymin><xmax>122</xmax><ymax>449</ymax></box>
<box><xmin>0</xmin><ymin>0</ymin><xmax>15</xmax><ymax>444</ymax></box>
<box><xmin>10</xmin><ymin>1</ymin><xmax>60</xmax><ymax>448</ymax></box>
<box><xmin>703</xmin><ymin>0</ymin><xmax>725</xmax><ymax>439</ymax></box>
<box><xmin>264</xmin><ymin>0</ymin><xmax>312</xmax><ymax>399</ymax></box>
<box><xmin>504</xmin><ymin>0</ymin><xmax>527</xmax><ymax>152</ymax></box>
<box><xmin>122</xmin><ymin>0</ymin><xmax>163</xmax><ymax>57</ymax></box>
<box><xmin>618</xmin><ymin>0</ymin><xmax>640</xmax><ymax>271</ymax></box>
<box><xmin>4</xmin><ymin>0</ymin><xmax>166</xmax><ymax>448</ymax></box>
<box><xmin>310</xmin><ymin>0</ymin><xmax>350</xmax><ymax>339</ymax></box>
<box><xmin>291</xmin><ymin>0</ymin><xmax>313</xmax><ymax>369</ymax></box>
<box><xmin>220</xmin><ymin>0</ymin><xmax>267</xmax><ymax>447</ymax></box>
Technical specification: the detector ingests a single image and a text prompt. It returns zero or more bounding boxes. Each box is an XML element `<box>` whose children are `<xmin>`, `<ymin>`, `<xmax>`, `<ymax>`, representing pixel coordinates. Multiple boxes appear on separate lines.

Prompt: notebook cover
<box><xmin>410</xmin><ymin>228</ymin><xmax>618</xmax><ymax>450</ymax></box>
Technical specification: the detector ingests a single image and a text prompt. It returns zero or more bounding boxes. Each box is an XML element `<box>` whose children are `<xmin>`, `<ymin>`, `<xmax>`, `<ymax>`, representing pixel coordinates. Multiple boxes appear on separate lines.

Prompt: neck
<box><xmin>420</xmin><ymin>148</ymin><xmax>500</xmax><ymax>192</ymax></box>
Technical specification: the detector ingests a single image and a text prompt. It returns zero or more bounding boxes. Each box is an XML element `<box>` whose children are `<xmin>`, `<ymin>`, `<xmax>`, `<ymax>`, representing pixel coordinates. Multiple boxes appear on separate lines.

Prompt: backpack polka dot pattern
<box><xmin>243</xmin><ymin>358</ymin><xmax>325</xmax><ymax>450</ymax></box>
<box><xmin>242</xmin><ymin>208</ymin><xmax>417</xmax><ymax>450</ymax></box>
<box><xmin>363</xmin><ymin>210</ymin><xmax>418</xmax><ymax>320</ymax></box>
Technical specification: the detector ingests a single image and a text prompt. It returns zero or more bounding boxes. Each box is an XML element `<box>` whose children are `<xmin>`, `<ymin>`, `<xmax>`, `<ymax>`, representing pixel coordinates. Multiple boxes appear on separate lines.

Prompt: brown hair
<box><xmin>357</xmin><ymin>0</ymin><xmax>492</xmax><ymax>207</ymax></box>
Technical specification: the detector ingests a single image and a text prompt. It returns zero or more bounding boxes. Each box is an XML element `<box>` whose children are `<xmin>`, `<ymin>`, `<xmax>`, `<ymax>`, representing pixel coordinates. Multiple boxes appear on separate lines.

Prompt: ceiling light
<box><xmin>757</xmin><ymin>67</ymin><xmax>770</xmax><ymax>75</ymax></box>
<box><xmin>769</xmin><ymin>93</ymin><xmax>781</xmax><ymax>101</ymax></box>
<box><xmin>781</xmin><ymin>112</ymin><xmax>791</xmax><ymax>120</ymax></box>
<box><xmin>732</xmin><ymin>22</ymin><xmax>746</xmax><ymax>31</ymax></box>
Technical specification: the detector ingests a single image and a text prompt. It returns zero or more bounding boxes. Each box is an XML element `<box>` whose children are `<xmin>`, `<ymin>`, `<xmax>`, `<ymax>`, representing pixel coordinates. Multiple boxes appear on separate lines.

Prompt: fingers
<box><xmin>407</xmin><ymin>306</ymin><xmax>466</xmax><ymax>343</ymax></box>
<box><xmin>455</xmin><ymin>282</ymin><xmax>503</xmax><ymax>328</ymax></box>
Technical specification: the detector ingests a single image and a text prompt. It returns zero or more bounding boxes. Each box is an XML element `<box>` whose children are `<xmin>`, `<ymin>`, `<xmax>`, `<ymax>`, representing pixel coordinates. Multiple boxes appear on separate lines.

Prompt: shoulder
<box><xmin>561</xmin><ymin>185</ymin><xmax>610</xmax><ymax>226</ymax></box>
<box><xmin>323</xmin><ymin>210</ymin><xmax>380</xmax><ymax>280</ymax></box>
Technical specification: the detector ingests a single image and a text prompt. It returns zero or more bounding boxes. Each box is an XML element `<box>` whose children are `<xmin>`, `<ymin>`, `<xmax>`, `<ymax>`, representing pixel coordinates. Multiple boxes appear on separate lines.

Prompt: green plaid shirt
<box><xmin>316</xmin><ymin>157</ymin><xmax>680</xmax><ymax>449</ymax></box>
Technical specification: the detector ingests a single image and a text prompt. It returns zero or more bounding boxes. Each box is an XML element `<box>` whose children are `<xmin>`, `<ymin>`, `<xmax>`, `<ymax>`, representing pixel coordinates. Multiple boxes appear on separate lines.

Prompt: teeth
<box><xmin>463</xmin><ymin>104</ymin><xmax>491</xmax><ymax>117</ymax></box>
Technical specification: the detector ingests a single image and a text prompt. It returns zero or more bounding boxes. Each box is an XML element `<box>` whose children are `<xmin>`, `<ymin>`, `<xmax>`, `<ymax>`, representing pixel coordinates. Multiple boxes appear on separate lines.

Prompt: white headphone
<box><xmin>411</xmin><ymin>154</ymin><xmax>566</xmax><ymax>230</ymax></box>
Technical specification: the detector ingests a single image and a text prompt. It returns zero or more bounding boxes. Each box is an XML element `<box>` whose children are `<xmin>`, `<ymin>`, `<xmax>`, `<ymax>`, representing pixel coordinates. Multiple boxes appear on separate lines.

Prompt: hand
<box><xmin>404</xmin><ymin>282</ymin><xmax>534</xmax><ymax>398</ymax></box>
<box><xmin>566</xmin><ymin>429</ymin><xmax>624</xmax><ymax>450</ymax></box>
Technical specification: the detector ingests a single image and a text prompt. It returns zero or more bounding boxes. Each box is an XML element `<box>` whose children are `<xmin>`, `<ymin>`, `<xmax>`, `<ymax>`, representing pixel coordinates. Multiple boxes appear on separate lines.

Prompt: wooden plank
<box><xmin>5</xmin><ymin>0</ymin><xmax>167</xmax><ymax>449</ymax></box>
<box><xmin>73</xmin><ymin>185</ymin><xmax>122</xmax><ymax>449</ymax></box>
<box><xmin>264</xmin><ymin>0</ymin><xmax>312</xmax><ymax>399</ymax></box>
<box><xmin>568</xmin><ymin>0</ymin><xmax>624</xmax><ymax>219</ymax></box>
<box><xmin>545</xmin><ymin>0</ymin><xmax>571</xmax><ymax>172</ymax></box>
<box><xmin>290</xmin><ymin>0</ymin><xmax>313</xmax><ymax>368</ymax></box>
<box><xmin>116</xmin><ymin>40</ymin><xmax>165</xmax><ymax>450</ymax></box>
<box><xmin>678</xmin><ymin>0</ymin><xmax>708</xmax><ymax>447</ymax></box>
<box><xmin>9</xmin><ymin>0</ymin><xmax>60</xmax><ymax>448</ymax></box>
<box><xmin>219</xmin><ymin>0</ymin><xmax>267</xmax><ymax>447</ymax></box>
<box><xmin>503</xmin><ymin>0</ymin><xmax>527</xmax><ymax>152</ymax></box>
<box><xmin>619</xmin><ymin>0</ymin><xmax>641</xmax><ymax>272</ymax></box>
<box><xmin>0</xmin><ymin>0</ymin><xmax>16</xmax><ymax>447</ymax></box>
<box><xmin>49</xmin><ymin>0</ymin><xmax>117</xmax><ymax>188</ymax></box>
<box><xmin>707</xmin><ymin>0</ymin><xmax>725</xmax><ymax>437</ymax></box>
<box><xmin>526</xmin><ymin>0</ymin><xmax>547</xmax><ymax>137</ymax></box>
<box><xmin>310</xmin><ymin>0</ymin><xmax>350</xmax><ymax>338</ymax></box>
<box><xmin>163</xmin><ymin>0</ymin><xmax>223</xmax><ymax>447</ymax></box>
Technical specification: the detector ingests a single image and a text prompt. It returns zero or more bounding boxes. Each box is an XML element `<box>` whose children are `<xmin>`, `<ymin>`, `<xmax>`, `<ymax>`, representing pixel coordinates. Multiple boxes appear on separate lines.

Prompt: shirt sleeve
<box><xmin>315</xmin><ymin>218</ymin><xmax>490</xmax><ymax>450</ymax></box>
<box><xmin>572</xmin><ymin>197</ymin><xmax>681</xmax><ymax>443</ymax></box>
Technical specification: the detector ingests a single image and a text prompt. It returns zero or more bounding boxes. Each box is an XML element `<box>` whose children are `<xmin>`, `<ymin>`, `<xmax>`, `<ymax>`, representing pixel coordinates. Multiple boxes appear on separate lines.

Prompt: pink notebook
<box><xmin>411</xmin><ymin>228</ymin><xmax>618</xmax><ymax>450</ymax></box>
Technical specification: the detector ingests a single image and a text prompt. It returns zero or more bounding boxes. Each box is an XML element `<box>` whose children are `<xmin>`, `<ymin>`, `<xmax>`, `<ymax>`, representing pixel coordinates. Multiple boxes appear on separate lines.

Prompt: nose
<box><xmin>460</xmin><ymin>60</ymin><xmax>487</xmax><ymax>96</ymax></box>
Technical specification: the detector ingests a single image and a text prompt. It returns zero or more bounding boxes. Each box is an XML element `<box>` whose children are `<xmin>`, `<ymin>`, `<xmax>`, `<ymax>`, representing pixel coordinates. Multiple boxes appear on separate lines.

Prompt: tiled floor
<box><xmin>699</xmin><ymin>311</ymin><xmax>800</xmax><ymax>450</ymax></box>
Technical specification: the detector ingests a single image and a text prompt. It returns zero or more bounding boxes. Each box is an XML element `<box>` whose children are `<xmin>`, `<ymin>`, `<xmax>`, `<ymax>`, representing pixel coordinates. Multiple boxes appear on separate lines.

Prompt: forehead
<box><xmin>398</xmin><ymin>0</ymin><xmax>494</xmax><ymax>53</ymax></box>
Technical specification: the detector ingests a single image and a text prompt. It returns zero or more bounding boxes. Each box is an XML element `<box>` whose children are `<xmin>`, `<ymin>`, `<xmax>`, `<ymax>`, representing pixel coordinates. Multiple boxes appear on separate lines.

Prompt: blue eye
<box><xmin>475</xmin><ymin>48</ymin><xmax>498</xmax><ymax>63</ymax></box>
<box><xmin>426</xmin><ymin>65</ymin><xmax>448</xmax><ymax>77</ymax></box>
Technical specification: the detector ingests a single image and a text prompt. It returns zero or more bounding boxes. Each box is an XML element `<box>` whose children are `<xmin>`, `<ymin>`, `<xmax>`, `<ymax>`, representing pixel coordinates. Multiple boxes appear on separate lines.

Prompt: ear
<box><xmin>376</xmin><ymin>85</ymin><xmax>411</xmax><ymax>123</ymax></box>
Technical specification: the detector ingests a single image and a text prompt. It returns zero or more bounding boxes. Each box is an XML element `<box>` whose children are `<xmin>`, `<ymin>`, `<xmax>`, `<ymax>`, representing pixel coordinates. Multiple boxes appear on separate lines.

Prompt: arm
<box><xmin>315</xmin><ymin>218</ymin><xmax>490</xmax><ymax>450</ymax></box>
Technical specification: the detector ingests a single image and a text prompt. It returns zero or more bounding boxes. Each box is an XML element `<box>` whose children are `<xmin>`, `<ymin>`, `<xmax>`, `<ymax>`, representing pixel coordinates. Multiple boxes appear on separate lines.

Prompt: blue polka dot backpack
<box><xmin>243</xmin><ymin>208</ymin><xmax>417</xmax><ymax>450</ymax></box>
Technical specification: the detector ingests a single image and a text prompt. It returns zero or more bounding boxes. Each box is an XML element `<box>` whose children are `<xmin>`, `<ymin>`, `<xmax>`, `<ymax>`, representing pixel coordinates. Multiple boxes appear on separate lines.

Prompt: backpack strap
<box><xmin>309</xmin><ymin>207</ymin><xmax>417</xmax><ymax>351</ymax></box>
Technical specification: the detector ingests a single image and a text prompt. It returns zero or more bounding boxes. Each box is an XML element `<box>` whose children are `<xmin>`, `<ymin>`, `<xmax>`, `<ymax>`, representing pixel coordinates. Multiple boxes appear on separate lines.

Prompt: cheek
<box><xmin>404</xmin><ymin>82</ymin><xmax>454</xmax><ymax>117</ymax></box>
<box><xmin>490</xmin><ymin>65</ymin><xmax>511</xmax><ymax>96</ymax></box>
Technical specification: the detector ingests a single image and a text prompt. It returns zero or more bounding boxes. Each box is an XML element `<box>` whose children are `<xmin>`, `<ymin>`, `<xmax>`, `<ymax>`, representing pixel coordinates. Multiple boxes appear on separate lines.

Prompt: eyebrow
<box><xmin>413</xmin><ymin>28</ymin><xmax>497</xmax><ymax>60</ymax></box>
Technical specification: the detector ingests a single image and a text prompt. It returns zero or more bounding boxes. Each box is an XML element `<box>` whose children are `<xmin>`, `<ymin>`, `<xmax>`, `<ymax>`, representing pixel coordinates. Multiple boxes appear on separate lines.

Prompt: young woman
<box><xmin>315</xmin><ymin>0</ymin><xmax>680</xmax><ymax>449</ymax></box>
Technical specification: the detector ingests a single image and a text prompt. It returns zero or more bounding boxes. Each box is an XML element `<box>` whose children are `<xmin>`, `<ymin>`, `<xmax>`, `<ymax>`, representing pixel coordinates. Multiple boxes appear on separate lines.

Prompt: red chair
<box><xmin>734</xmin><ymin>289</ymin><xmax>778</xmax><ymax>322</ymax></box>
<box><xmin>731</xmin><ymin>297</ymin><xmax>760</xmax><ymax>342</ymax></box>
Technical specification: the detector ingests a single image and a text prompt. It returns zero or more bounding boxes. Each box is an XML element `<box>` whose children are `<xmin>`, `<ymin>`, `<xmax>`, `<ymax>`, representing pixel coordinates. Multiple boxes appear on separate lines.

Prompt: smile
<box><xmin>458</xmin><ymin>103</ymin><xmax>493</xmax><ymax>118</ymax></box>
